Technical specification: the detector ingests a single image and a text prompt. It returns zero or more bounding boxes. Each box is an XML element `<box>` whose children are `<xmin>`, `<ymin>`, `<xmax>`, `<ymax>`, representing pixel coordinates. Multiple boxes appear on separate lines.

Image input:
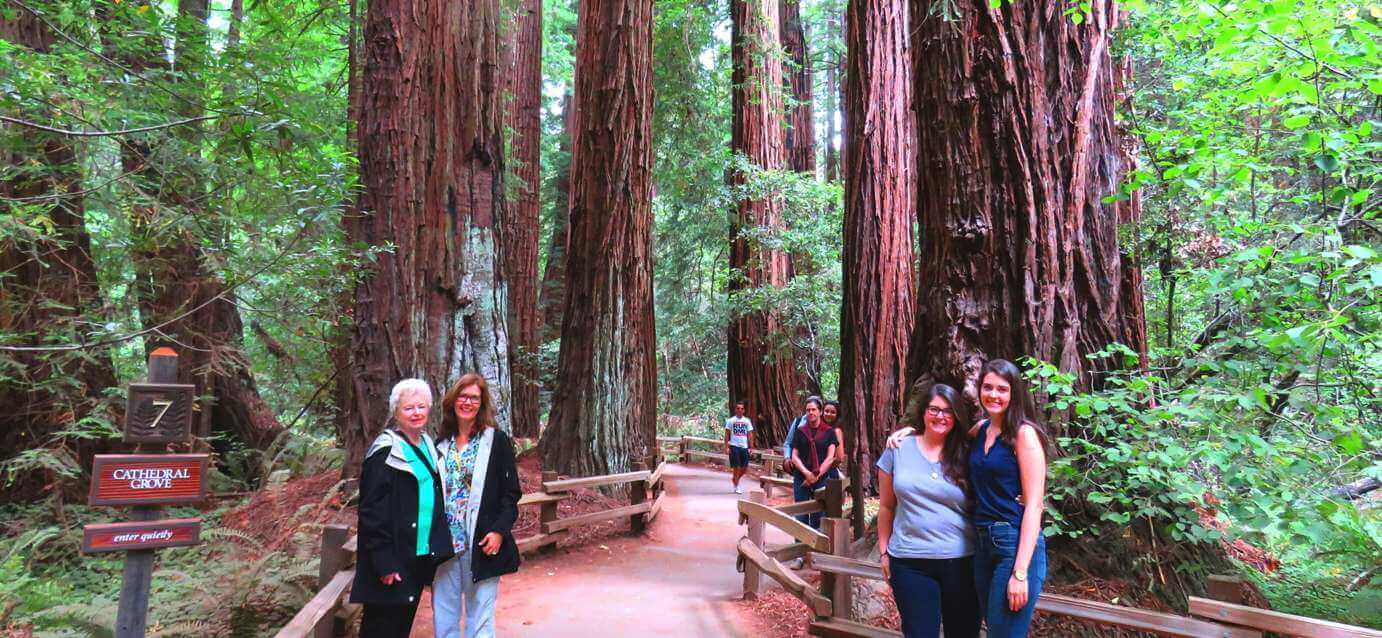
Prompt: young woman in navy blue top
<box><xmin>969</xmin><ymin>359</ymin><xmax>1050</xmax><ymax>637</ymax></box>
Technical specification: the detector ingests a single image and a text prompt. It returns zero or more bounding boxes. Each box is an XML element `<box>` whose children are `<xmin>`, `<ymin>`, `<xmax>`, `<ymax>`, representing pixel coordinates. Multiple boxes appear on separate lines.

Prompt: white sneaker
<box><xmin>734</xmin><ymin>486</ymin><xmax>743</xmax><ymax>494</ymax></box>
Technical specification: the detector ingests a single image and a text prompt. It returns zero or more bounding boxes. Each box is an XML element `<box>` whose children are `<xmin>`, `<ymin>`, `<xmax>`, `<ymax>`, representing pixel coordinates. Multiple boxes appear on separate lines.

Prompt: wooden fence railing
<box><xmin>734</xmin><ymin>487</ymin><xmax>1382</xmax><ymax>638</ymax></box>
<box><xmin>661</xmin><ymin>434</ymin><xmax>786</xmax><ymax>472</ymax></box>
<box><xmin>273</xmin><ymin>456</ymin><xmax>667</xmax><ymax>638</ymax></box>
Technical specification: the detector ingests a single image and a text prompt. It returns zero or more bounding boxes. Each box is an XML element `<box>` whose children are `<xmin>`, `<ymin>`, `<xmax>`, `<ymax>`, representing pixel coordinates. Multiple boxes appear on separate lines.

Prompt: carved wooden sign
<box><xmin>123</xmin><ymin>382</ymin><xmax>196</xmax><ymax>443</ymax></box>
<box><xmin>88</xmin><ymin>454</ymin><xmax>208</xmax><ymax>507</ymax></box>
<box><xmin>82</xmin><ymin>518</ymin><xmax>202</xmax><ymax>554</ymax></box>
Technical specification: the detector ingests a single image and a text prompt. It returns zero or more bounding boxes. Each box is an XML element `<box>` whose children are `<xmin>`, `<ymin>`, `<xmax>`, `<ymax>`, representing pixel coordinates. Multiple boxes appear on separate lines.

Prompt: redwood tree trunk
<box><xmin>117</xmin><ymin>0</ymin><xmax>283</xmax><ymax>450</ymax></box>
<box><xmin>840</xmin><ymin>0</ymin><xmax>915</xmax><ymax>515</ymax></box>
<box><xmin>907</xmin><ymin>0</ymin><xmax>1147</xmax><ymax>409</ymax></box>
<box><xmin>728</xmin><ymin>0</ymin><xmax>803</xmax><ymax>448</ymax></box>
<box><xmin>537</xmin><ymin>93</ymin><xmax>574</xmax><ymax>346</ymax></box>
<box><xmin>345</xmin><ymin>0</ymin><xmax>511</xmax><ymax>475</ymax></box>
<box><xmin>502</xmin><ymin>0</ymin><xmax>543</xmax><ymax>439</ymax></box>
<box><xmin>823</xmin><ymin>25</ymin><xmax>842</xmax><ymax>183</ymax></box>
<box><xmin>540</xmin><ymin>0</ymin><xmax>657</xmax><ymax>477</ymax></box>
<box><xmin>0</xmin><ymin>12</ymin><xmax>118</xmax><ymax>499</ymax></box>
<box><xmin>780</xmin><ymin>0</ymin><xmax>815</xmax><ymax>175</ymax></box>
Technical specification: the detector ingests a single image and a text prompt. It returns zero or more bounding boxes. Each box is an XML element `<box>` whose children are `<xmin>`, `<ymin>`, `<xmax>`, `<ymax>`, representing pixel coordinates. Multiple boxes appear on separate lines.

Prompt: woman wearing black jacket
<box><xmin>351</xmin><ymin>378</ymin><xmax>455</xmax><ymax>637</ymax></box>
<box><xmin>431</xmin><ymin>373</ymin><xmax>522</xmax><ymax>638</ymax></box>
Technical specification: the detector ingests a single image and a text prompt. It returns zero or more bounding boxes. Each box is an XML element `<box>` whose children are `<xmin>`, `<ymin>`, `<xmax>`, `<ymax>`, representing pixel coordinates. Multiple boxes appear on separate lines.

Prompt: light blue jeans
<box><xmin>432</xmin><ymin>551</ymin><xmax>500</xmax><ymax>638</ymax></box>
<box><xmin>973</xmin><ymin>522</ymin><xmax>1047</xmax><ymax>638</ymax></box>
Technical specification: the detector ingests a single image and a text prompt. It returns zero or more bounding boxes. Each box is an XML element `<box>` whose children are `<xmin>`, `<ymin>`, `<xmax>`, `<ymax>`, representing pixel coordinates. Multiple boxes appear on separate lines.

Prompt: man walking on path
<box><xmin>724</xmin><ymin>400</ymin><xmax>754</xmax><ymax>494</ymax></box>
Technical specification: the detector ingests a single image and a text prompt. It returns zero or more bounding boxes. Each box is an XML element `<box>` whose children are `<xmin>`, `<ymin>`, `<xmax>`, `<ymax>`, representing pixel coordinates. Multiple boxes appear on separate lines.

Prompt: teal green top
<box><xmin>398</xmin><ymin>436</ymin><xmax>438</xmax><ymax>556</ymax></box>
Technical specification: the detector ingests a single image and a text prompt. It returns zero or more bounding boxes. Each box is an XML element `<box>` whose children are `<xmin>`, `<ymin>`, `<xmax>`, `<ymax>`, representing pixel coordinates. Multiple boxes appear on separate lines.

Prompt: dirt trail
<box><xmin>412</xmin><ymin>462</ymin><xmax>793</xmax><ymax>637</ymax></box>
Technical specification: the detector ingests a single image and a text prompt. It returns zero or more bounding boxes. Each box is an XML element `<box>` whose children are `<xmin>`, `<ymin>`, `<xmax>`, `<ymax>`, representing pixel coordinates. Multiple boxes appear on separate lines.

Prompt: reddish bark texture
<box><xmin>0</xmin><ymin>12</ymin><xmax>118</xmax><ymax>498</ymax></box>
<box><xmin>780</xmin><ymin>0</ymin><xmax>815</xmax><ymax>175</ymax></box>
<box><xmin>839</xmin><ymin>0</ymin><xmax>915</xmax><ymax>509</ymax></box>
<box><xmin>345</xmin><ymin>0</ymin><xmax>511</xmax><ymax>475</ymax></box>
<box><xmin>537</xmin><ymin>94</ymin><xmax>574</xmax><ymax>346</ymax></box>
<box><xmin>907</xmin><ymin>0</ymin><xmax>1148</xmax><ymax>411</ymax></box>
<box><xmin>728</xmin><ymin>0</ymin><xmax>803</xmax><ymax>448</ymax></box>
<box><xmin>540</xmin><ymin>0</ymin><xmax>657</xmax><ymax>477</ymax></box>
<box><xmin>503</xmin><ymin>0</ymin><xmax>544</xmax><ymax>439</ymax></box>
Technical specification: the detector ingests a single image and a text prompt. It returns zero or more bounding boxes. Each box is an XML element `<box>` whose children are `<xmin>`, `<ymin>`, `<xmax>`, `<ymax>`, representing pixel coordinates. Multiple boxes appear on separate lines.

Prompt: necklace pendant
<box><xmin>931</xmin><ymin>471</ymin><xmax>940</xmax><ymax>480</ymax></box>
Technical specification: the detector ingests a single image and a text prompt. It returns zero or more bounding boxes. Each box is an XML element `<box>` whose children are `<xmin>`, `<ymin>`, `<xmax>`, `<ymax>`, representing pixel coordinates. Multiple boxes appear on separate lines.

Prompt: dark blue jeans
<box><xmin>973</xmin><ymin>522</ymin><xmax>1047</xmax><ymax>637</ymax></box>
<box><xmin>887</xmin><ymin>554</ymin><xmax>981</xmax><ymax>638</ymax></box>
<box><xmin>791</xmin><ymin>468</ymin><xmax>838</xmax><ymax>529</ymax></box>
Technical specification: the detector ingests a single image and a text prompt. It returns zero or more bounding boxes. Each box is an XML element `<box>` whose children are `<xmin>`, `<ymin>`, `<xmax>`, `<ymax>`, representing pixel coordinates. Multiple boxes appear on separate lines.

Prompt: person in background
<box><xmin>723</xmin><ymin>399</ymin><xmax>755</xmax><ymax>494</ymax></box>
<box><xmin>822</xmin><ymin>400</ymin><xmax>846</xmax><ymax>472</ymax></box>
<box><xmin>968</xmin><ymin>359</ymin><xmax>1051</xmax><ymax>637</ymax></box>
<box><xmin>432</xmin><ymin>373</ymin><xmax>523</xmax><ymax>638</ymax></box>
<box><xmin>789</xmin><ymin>397</ymin><xmax>837</xmax><ymax>530</ymax></box>
<box><xmin>782</xmin><ymin>394</ymin><xmax>823</xmax><ymax>474</ymax></box>
<box><xmin>877</xmin><ymin>384</ymin><xmax>980</xmax><ymax>638</ymax></box>
<box><xmin>352</xmin><ymin>378</ymin><xmax>453</xmax><ymax>637</ymax></box>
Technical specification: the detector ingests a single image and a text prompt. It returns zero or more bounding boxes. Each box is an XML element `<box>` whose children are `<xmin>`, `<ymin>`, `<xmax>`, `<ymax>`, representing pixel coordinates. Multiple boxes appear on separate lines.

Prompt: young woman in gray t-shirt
<box><xmin>876</xmin><ymin>383</ymin><xmax>981</xmax><ymax>638</ymax></box>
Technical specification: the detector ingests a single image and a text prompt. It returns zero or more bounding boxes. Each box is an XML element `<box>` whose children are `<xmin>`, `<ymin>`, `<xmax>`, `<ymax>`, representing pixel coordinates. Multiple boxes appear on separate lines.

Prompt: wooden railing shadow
<box><xmin>273</xmin><ymin>456</ymin><xmax>667</xmax><ymax>638</ymax></box>
<box><xmin>734</xmin><ymin>487</ymin><xmax>1382</xmax><ymax>638</ymax></box>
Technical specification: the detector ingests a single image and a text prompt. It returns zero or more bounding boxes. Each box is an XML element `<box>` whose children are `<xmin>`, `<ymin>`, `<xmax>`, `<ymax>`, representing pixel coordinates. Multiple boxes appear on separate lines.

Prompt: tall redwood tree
<box><xmin>840</xmin><ymin>0</ymin><xmax>915</xmax><ymax>522</ymax></box>
<box><xmin>540</xmin><ymin>0</ymin><xmax>657</xmax><ymax>476</ymax></box>
<box><xmin>502</xmin><ymin>0</ymin><xmax>543</xmax><ymax>439</ymax></box>
<box><xmin>728</xmin><ymin>0</ymin><xmax>803</xmax><ymax>448</ymax></box>
<box><xmin>780</xmin><ymin>0</ymin><xmax>815</xmax><ymax>175</ymax></box>
<box><xmin>345</xmin><ymin>0</ymin><xmax>511</xmax><ymax>475</ymax></box>
<box><xmin>0</xmin><ymin>12</ymin><xmax>118</xmax><ymax>498</ymax></box>
<box><xmin>907</xmin><ymin>0</ymin><xmax>1147</xmax><ymax>408</ymax></box>
<box><xmin>537</xmin><ymin>93</ymin><xmax>574</xmax><ymax>346</ymax></box>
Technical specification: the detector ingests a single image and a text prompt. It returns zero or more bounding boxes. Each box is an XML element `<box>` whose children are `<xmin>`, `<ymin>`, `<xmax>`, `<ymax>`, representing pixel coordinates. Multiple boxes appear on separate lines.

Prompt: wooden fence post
<box><xmin>1206</xmin><ymin>575</ymin><xmax>1264</xmax><ymax>638</ymax></box>
<box><xmin>630</xmin><ymin>461</ymin><xmax>648</xmax><ymax>534</ymax></box>
<box><xmin>743</xmin><ymin>490</ymin><xmax>766</xmax><ymax>600</ymax></box>
<box><xmin>822</xmin><ymin>478</ymin><xmax>844</xmax><ymax>519</ymax></box>
<box><xmin>313</xmin><ymin>524</ymin><xmax>350</xmax><ymax>638</ymax></box>
<box><xmin>540</xmin><ymin>471</ymin><xmax>560</xmax><ymax>553</ymax></box>
<box><xmin>824</xmin><ymin>517</ymin><xmax>852</xmax><ymax>620</ymax></box>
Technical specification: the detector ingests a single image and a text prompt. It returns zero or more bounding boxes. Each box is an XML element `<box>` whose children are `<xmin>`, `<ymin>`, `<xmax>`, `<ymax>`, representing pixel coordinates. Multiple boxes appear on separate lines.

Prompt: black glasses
<box><xmin>924</xmin><ymin>406</ymin><xmax>954</xmax><ymax>419</ymax></box>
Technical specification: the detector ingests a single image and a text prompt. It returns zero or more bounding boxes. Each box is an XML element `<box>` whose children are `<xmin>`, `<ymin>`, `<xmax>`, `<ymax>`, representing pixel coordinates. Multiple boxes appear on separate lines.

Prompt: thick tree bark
<box><xmin>502</xmin><ymin>0</ymin><xmax>543</xmax><ymax>439</ymax></box>
<box><xmin>839</xmin><ymin>0</ymin><xmax>915</xmax><ymax>514</ymax></box>
<box><xmin>728</xmin><ymin>0</ymin><xmax>803</xmax><ymax>449</ymax></box>
<box><xmin>907</xmin><ymin>0</ymin><xmax>1148</xmax><ymax>409</ymax></box>
<box><xmin>345</xmin><ymin>0</ymin><xmax>511</xmax><ymax>476</ymax></box>
<box><xmin>537</xmin><ymin>93</ymin><xmax>573</xmax><ymax>346</ymax></box>
<box><xmin>780</xmin><ymin>0</ymin><xmax>815</xmax><ymax>175</ymax></box>
<box><xmin>0</xmin><ymin>12</ymin><xmax>118</xmax><ymax>499</ymax></box>
<box><xmin>540</xmin><ymin>0</ymin><xmax>657</xmax><ymax>477</ymax></box>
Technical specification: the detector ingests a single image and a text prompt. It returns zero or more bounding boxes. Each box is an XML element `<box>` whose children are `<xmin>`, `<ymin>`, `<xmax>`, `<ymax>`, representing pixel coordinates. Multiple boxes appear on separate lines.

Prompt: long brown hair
<box><xmin>925</xmin><ymin>383</ymin><xmax>972</xmax><ymax>497</ymax></box>
<box><xmin>977</xmin><ymin>359</ymin><xmax>1050</xmax><ymax>451</ymax></box>
<box><xmin>439</xmin><ymin>373</ymin><xmax>497</xmax><ymax>441</ymax></box>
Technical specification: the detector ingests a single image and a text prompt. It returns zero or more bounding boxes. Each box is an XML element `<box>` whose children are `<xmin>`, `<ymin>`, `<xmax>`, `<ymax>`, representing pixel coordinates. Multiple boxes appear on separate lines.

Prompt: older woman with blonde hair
<box><xmin>351</xmin><ymin>378</ymin><xmax>454</xmax><ymax>637</ymax></box>
<box><xmin>432</xmin><ymin>373</ymin><xmax>522</xmax><ymax>638</ymax></box>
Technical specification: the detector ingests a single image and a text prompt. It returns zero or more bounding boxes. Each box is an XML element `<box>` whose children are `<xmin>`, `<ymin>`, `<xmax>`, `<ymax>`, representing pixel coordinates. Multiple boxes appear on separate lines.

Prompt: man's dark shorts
<box><xmin>729</xmin><ymin>446</ymin><xmax>751</xmax><ymax>468</ymax></box>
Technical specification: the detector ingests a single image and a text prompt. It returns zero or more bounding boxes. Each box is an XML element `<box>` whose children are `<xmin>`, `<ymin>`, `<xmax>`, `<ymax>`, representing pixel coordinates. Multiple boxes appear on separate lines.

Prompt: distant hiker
<box><xmin>723</xmin><ymin>399</ymin><xmax>755</xmax><ymax>494</ymax></box>
<box><xmin>789</xmin><ymin>396</ymin><xmax>838</xmax><ymax>529</ymax></box>
<box><xmin>781</xmin><ymin>394</ymin><xmax>823</xmax><ymax>473</ymax></box>
<box><xmin>822</xmin><ymin>400</ymin><xmax>846</xmax><ymax>471</ymax></box>
<box><xmin>352</xmin><ymin>378</ymin><xmax>453</xmax><ymax>638</ymax></box>
<box><xmin>433</xmin><ymin>373</ymin><xmax>522</xmax><ymax>638</ymax></box>
<box><xmin>877</xmin><ymin>383</ymin><xmax>980</xmax><ymax>638</ymax></box>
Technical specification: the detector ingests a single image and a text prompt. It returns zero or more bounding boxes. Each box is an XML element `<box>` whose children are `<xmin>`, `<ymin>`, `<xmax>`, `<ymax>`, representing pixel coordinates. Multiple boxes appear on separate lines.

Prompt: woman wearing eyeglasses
<box><xmin>432</xmin><ymin>373</ymin><xmax>522</xmax><ymax>638</ymax></box>
<box><xmin>876</xmin><ymin>383</ymin><xmax>980</xmax><ymax>638</ymax></box>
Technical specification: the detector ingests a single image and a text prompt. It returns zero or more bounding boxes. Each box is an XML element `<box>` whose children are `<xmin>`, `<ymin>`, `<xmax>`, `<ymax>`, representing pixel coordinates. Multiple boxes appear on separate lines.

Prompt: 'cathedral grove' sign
<box><xmin>88</xmin><ymin>454</ymin><xmax>209</xmax><ymax>506</ymax></box>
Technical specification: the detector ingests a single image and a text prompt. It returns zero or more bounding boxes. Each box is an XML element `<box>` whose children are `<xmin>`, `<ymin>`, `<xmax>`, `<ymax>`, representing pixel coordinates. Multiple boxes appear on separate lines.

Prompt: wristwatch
<box><xmin>1013</xmin><ymin>570</ymin><xmax>1027</xmax><ymax>582</ymax></box>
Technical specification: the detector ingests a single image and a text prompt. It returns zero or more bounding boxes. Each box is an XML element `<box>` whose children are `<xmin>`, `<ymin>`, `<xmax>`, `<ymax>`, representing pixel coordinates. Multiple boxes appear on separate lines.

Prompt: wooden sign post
<box><xmin>81</xmin><ymin>347</ymin><xmax>205</xmax><ymax>638</ymax></box>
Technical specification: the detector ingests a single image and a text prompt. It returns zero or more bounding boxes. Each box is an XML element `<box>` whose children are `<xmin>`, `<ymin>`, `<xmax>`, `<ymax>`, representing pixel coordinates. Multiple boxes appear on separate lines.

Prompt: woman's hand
<box><xmin>380</xmin><ymin>572</ymin><xmax>402</xmax><ymax>585</ymax></box>
<box><xmin>880</xmin><ymin>554</ymin><xmax>891</xmax><ymax>580</ymax></box>
<box><xmin>802</xmin><ymin>471</ymin><xmax>817</xmax><ymax>485</ymax></box>
<box><xmin>885</xmin><ymin>427</ymin><xmax>915</xmax><ymax>449</ymax></box>
<box><xmin>1007</xmin><ymin>575</ymin><xmax>1028</xmax><ymax>611</ymax></box>
<box><xmin>479</xmin><ymin>532</ymin><xmax>503</xmax><ymax>555</ymax></box>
